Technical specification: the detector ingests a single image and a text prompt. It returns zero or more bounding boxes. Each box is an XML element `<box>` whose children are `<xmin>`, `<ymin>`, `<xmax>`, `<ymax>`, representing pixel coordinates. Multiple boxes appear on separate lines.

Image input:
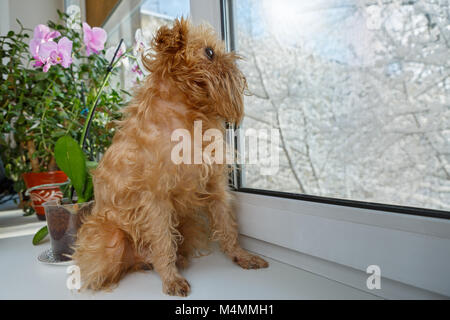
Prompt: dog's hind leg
<box><xmin>73</xmin><ymin>214</ymin><xmax>136</xmax><ymax>290</ymax></box>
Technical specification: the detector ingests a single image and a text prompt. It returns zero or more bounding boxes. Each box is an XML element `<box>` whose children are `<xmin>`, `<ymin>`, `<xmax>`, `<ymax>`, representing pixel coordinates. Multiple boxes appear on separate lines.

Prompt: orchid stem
<box><xmin>79</xmin><ymin>39</ymin><xmax>124</xmax><ymax>150</ymax></box>
<box><xmin>72</xmin><ymin>39</ymin><xmax>123</xmax><ymax>203</ymax></box>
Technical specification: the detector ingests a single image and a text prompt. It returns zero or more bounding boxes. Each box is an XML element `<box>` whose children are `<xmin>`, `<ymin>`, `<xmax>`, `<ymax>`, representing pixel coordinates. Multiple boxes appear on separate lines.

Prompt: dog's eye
<box><xmin>205</xmin><ymin>47</ymin><xmax>214</xmax><ymax>60</ymax></box>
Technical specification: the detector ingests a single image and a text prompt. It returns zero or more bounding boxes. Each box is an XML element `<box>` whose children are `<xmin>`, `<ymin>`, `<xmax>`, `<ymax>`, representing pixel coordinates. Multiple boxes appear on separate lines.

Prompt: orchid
<box><xmin>66</xmin><ymin>5</ymin><xmax>81</xmax><ymax>31</ymax></box>
<box><xmin>38</xmin><ymin>37</ymin><xmax>73</xmax><ymax>72</ymax></box>
<box><xmin>131</xmin><ymin>63</ymin><xmax>144</xmax><ymax>84</ymax></box>
<box><xmin>132</xmin><ymin>63</ymin><xmax>143</xmax><ymax>76</ymax></box>
<box><xmin>132</xmin><ymin>28</ymin><xmax>149</xmax><ymax>76</ymax></box>
<box><xmin>1</xmin><ymin>12</ymin><xmax>127</xmax><ymax>220</ymax></box>
<box><xmin>105</xmin><ymin>41</ymin><xmax>129</xmax><ymax>69</ymax></box>
<box><xmin>133</xmin><ymin>29</ymin><xmax>147</xmax><ymax>56</ymax></box>
<box><xmin>82</xmin><ymin>22</ymin><xmax>107</xmax><ymax>56</ymax></box>
<box><xmin>29</xmin><ymin>24</ymin><xmax>61</xmax><ymax>66</ymax></box>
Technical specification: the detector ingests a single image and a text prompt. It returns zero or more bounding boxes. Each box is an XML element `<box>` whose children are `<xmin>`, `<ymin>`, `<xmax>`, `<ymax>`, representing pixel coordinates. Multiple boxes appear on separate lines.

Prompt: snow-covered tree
<box><xmin>235</xmin><ymin>0</ymin><xmax>450</xmax><ymax>210</ymax></box>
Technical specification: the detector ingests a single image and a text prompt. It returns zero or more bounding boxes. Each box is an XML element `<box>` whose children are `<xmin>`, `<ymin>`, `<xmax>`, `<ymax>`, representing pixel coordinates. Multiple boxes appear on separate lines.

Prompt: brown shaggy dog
<box><xmin>72</xmin><ymin>18</ymin><xmax>268</xmax><ymax>296</ymax></box>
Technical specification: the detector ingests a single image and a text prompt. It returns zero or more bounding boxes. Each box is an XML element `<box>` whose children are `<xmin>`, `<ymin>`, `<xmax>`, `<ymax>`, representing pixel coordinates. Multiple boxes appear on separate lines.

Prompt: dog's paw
<box><xmin>233</xmin><ymin>253</ymin><xmax>269</xmax><ymax>269</ymax></box>
<box><xmin>163</xmin><ymin>277</ymin><xmax>191</xmax><ymax>297</ymax></box>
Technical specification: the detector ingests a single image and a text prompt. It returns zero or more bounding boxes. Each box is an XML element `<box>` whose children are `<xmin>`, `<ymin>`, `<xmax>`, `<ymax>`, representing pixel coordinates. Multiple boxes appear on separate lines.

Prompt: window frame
<box><xmin>189</xmin><ymin>0</ymin><xmax>450</xmax><ymax>298</ymax></box>
<box><xmin>220</xmin><ymin>0</ymin><xmax>450</xmax><ymax>221</ymax></box>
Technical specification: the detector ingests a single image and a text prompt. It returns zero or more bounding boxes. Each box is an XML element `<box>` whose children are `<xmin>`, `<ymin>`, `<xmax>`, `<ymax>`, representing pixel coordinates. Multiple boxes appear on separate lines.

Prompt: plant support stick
<box><xmin>79</xmin><ymin>39</ymin><xmax>124</xmax><ymax>150</ymax></box>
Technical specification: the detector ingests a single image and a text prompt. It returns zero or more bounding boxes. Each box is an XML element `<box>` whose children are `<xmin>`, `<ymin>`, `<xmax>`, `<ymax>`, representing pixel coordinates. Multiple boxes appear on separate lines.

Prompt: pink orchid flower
<box><xmin>83</xmin><ymin>22</ymin><xmax>107</xmax><ymax>56</ymax></box>
<box><xmin>105</xmin><ymin>41</ymin><xmax>128</xmax><ymax>69</ymax></box>
<box><xmin>132</xmin><ymin>29</ymin><xmax>149</xmax><ymax>76</ymax></box>
<box><xmin>29</xmin><ymin>24</ymin><xmax>61</xmax><ymax>66</ymax></box>
<box><xmin>132</xmin><ymin>63</ymin><xmax>143</xmax><ymax>76</ymax></box>
<box><xmin>132</xmin><ymin>29</ymin><xmax>146</xmax><ymax>56</ymax></box>
<box><xmin>38</xmin><ymin>37</ymin><xmax>73</xmax><ymax>72</ymax></box>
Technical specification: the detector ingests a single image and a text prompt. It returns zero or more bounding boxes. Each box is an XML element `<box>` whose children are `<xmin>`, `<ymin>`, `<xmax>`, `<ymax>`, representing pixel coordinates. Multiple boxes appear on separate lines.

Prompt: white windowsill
<box><xmin>234</xmin><ymin>192</ymin><xmax>450</xmax><ymax>299</ymax></box>
<box><xmin>0</xmin><ymin>230</ymin><xmax>379</xmax><ymax>300</ymax></box>
<box><xmin>0</xmin><ymin>206</ymin><xmax>447</xmax><ymax>299</ymax></box>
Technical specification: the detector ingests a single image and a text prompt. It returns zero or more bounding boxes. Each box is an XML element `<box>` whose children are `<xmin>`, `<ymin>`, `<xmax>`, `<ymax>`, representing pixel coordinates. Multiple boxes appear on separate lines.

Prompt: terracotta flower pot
<box><xmin>22</xmin><ymin>171</ymin><xmax>68</xmax><ymax>220</ymax></box>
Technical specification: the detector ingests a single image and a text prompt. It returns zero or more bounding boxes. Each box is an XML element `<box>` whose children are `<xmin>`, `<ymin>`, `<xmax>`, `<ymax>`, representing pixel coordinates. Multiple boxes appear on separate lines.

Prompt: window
<box><xmin>103</xmin><ymin>0</ymin><xmax>190</xmax><ymax>90</ymax></box>
<box><xmin>228</xmin><ymin>0</ymin><xmax>450</xmax><ymax>214</ymax></box>
<box><xmin>105</xmin><ymin>0</ymin><xmax>190</xmax><ymax>45</ymax></box>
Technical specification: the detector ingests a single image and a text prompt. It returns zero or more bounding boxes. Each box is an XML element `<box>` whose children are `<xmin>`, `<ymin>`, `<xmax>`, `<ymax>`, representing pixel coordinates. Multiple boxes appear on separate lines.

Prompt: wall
<box><xmin>0</xmin><ymin>0</ymin><xmax>9</xmax><ymax>36</ymax></box>
<box><xmin>1</xmin><ymin>0</ymin><xmax>64</xmax><ymax>35</ymax></box>
<box><xmin>85</xmin><ymin>0</ymin><xmax>119</xmax><ymax>27</ymax></box>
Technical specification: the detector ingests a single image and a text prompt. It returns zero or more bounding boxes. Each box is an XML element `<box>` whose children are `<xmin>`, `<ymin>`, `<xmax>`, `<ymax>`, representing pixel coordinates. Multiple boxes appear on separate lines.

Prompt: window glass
<box><xmin>232</xmin><ymin>0</ymin><xmax>450</xmax><ymax>212</ymax></box>
<box><xmin>104</xmin><ymin>0</ymin><xmax>190</xmax><ymax>90</ymax></box>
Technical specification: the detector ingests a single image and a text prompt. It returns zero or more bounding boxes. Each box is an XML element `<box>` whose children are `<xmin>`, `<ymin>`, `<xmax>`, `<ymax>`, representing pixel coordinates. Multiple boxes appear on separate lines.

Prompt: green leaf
<box><xmin>54</xmin><ymin>136</ymin><xmax>87</xmax><ymax>199</ymax></box>
<box><xmin>82</xmin><ymin>173</ymin><xmax>94</xmax><ymax>203</ymax></box>
<box><xmin>33</xmin><ymin>226</ymin><xmax>48</xmax><ymax>245</ymax></box>
<box><xmin>86</xmin><ymin>161</ymin><xmax>98</xmax><ymax>171</ymax></box>
<box><xmin>79</xmin><ymin>161</ymin><xmax>97</xmax><ymax>203</ymax></box>
<box><xmin>35</xmin><ymin>72</ymin><xmax>48</xmax><ymax>81</ymax></box>
<box><xmin>22</xmin><ymin>209</ymin><xmax>34</xmax><ymax>216</ymax></box>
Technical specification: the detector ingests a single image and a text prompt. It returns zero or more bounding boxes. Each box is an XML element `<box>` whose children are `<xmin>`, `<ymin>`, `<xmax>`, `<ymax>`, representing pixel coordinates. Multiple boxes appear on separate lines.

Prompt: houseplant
<box><xmin>29</xmin><ymin>16</ymin><xmax>147</xmax><ymax>246</ymax></box>
<box><xmin>32</xmin><ymin>39</ymin><xmax>131</xmax><ymax>248</ymax></box>
<box><xmin>0</xmin><ymin>11</ymin><xmax>128</xmax><ymax>218</ymax></box>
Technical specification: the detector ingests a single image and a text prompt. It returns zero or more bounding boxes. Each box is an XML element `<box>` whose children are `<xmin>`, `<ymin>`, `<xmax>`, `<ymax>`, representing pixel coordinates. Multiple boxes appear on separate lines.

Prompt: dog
<box><xmin>73</xmin><ymin>18</ymin><xmax>268</xmax><ymax>297</ymax></box>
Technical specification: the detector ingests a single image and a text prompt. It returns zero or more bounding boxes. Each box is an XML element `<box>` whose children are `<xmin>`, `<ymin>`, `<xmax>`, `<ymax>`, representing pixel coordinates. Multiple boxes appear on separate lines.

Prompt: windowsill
<box><xmin>0</xmin><ymin>206</ymin><xmax>447</xmax><ymax>300</ymax></box>
<box><xmin>234</xmin><ymin>191</ymin><xmax>450</xmax><ymax>299</ymax></box>
<box><xmin>0</xmin><ymin>223</ymin><xmax>379</xmax><ymax>300</ymax></box>
<box><xmin>0</xmin><ymin>208</ymin><xmax>46</xmax><ymax>240</ymax></box>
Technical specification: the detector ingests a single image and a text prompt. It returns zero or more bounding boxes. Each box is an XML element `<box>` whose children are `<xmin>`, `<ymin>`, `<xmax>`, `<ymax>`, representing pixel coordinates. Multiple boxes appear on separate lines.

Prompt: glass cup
<box><xmin>42</xmin><ymin>199</ymin><xmax>94</xmax><ymax>261</ymax></box>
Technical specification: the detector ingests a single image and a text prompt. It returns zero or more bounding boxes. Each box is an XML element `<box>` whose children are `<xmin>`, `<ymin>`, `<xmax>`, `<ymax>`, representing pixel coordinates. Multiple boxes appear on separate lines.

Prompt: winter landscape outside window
<box><xmin>231</xmin><ymin>0</ymin><xmax>450</xmax><ymax>213</ymax></box>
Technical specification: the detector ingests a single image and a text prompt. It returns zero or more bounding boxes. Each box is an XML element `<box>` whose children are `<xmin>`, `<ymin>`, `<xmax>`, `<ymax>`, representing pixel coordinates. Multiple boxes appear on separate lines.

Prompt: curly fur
<box><xmin>72</xmin><ymin>18</ymin><xmax>268</xmax><ymax>296</ymax></box>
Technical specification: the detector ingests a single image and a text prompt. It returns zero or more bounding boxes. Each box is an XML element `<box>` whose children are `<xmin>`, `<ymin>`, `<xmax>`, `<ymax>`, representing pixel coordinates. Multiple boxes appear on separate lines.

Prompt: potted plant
<box><xmin>27</xmin><ymin>12</ymin><xmax>148</xmax><ymax>249</ymax></box>
<box><xmin>0</xmin><ymin>11</ymin><xmax>131</xmax><ymax>219</ymax></box>
<box><xmin>33</xmin><ymin>40</ymin><xmax>130</xmax><ymax>253</ymax></box>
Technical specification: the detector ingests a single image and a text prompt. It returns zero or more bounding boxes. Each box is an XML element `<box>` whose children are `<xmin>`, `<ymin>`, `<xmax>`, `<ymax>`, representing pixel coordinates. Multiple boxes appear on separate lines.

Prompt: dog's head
<box><xmin>142</xmin><ymin>18</ymin><xmax>246</xmax><ymax>125</ymax></box>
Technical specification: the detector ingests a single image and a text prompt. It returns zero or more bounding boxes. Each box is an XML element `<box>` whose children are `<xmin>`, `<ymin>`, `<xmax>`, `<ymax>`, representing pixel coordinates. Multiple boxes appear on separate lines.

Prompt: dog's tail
<box><xmin>72</xmin><ymin>214</ymin><xmax>136</xmax><ymax>290</ymax></box>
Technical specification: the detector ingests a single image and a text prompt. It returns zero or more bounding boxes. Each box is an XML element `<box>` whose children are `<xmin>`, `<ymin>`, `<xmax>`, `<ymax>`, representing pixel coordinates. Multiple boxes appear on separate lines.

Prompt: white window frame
<box><xmin>190</xmin><ymin>0</ymin><xmax>450</xmax><ymax>299</ymax></box>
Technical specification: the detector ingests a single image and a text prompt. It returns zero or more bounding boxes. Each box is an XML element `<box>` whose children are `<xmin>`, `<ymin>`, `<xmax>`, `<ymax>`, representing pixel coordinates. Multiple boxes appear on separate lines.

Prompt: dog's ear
<box><xmin>154</xmin><ymin>18</ymin><xmax>188</xmax><ymax>53</ymax></box>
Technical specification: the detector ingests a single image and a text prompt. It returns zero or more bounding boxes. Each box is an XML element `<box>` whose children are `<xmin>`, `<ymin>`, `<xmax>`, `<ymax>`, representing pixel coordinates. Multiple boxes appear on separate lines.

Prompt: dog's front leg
<box><xmin>146</xmin><ymin>202</ymin><xmax>190</xmax><ymax>297</ymax></box>
<box><xmin>209</xmin><ymin>199</ymin><xmax>269</xmax><ymax>269</ymax></box>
